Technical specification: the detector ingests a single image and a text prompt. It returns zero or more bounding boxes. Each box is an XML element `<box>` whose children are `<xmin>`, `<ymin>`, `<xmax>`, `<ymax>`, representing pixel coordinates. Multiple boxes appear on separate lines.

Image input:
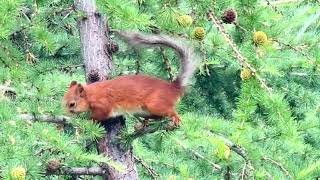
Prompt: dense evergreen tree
<box><xmin>0</xmin><ymin>0</ymin><xmax>319</xmax><ymax>179</ymax></box>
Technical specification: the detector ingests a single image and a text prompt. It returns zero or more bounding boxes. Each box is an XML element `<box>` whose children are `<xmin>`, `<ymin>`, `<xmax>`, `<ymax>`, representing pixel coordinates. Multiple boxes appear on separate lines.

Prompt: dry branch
<box><xmin>159</xmin><ymin>47</ymin><xmax>174</xmax><ymax>81</ymax></box>
<box><xmin>134</xmin><ymin>156</ymin><xmax>158</xmax><ymax>179</ymax></box>
<box><xmin>47</xmin><ymin>167</ymin><xmax>105</xmax><ymax>176</ymax></box>
<box><xmin>264</xmin><ymin>0</ymin><xmax>283</xmax><ymax>15</ymax></box>
<box><xmin>199</xmin><ymin>41</ymin><xmax>210</xmax><ymax>76</ymax></box>
<box><xmin>19</xmin><ymin>114</ymin><xmax>70</xmax><ymax>125</ymax></box>
<box><xmin>130</xmin><ymin>120</ymin><xmax>176</xmax><ymax>140</ymax></box>
<box><xmin>218</xmin><ymin>135</ymin><xmax>247</xmax><ymax>160</ymax></box>
<box><xmin>207</xmin><ymin>10</ymin><xmax>272</xmax><ymax>95</ymax></box>
<box><xmin>208</xmin><ymin>131</ymin><xmax>247</xmax><ymax>159</ymax></box>
<box><xmin>262</xmin><ymin>157</ymin><xmax>292</xmax><ymax>179</ymax></box>
<box><xmin>172</xmin><ymin>137</ymin><xmax>222</xmax><ymax>170</ymax></box>
<box><xmin>274</xmin><ymin>39</ymin><xmax>312</xmax><ymax>60</ymax></box>
<box><xmin>261</xmin><ymin>0</ymin><xmax>302</xmax><ymax>6</ymax></box>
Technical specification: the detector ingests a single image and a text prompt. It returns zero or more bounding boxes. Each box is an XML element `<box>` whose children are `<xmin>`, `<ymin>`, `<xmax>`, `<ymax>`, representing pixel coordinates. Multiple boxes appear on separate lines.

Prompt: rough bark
<box><xmin>74</xmin><ymin>0</ymin><xmax>112</xmax><ymax>82</ymax></box>
<box><xmin>74</xmin><ymin>0</ymin><xmax>138</xmax><ymax>179</ymax></box>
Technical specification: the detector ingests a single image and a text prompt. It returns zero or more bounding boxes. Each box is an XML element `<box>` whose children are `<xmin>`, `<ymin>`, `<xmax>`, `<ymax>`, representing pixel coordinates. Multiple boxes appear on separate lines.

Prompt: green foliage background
<box><xmin>0</xmin><ymin>0</ymin><xmax>319</xmax><ymax>179</ymax></box>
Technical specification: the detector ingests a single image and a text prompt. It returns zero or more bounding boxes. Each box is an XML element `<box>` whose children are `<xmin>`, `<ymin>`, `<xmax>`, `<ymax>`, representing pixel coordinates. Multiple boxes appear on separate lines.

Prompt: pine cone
<box><xmin>10</xmin><ymin>167</ymin><xmax>26</xmax><ymax>180</ymax></box>
<box><xmin>222</xmin><ymin>8</ymin><xmax>237</xmax><ymax>24</ymax></box>
<box><xmin>177</xmin><ymin>15</ymin><xmax>193</xmax><ymax>27</ymax></box>
<box><xmin>253</xmin><ymin>31</ymin><xmax>268</xmax><ymax>45</ymax></box>
<box><xmin>192</xmin><ymin>27</ymin><xmax>206</xmax><ymax>40</ymax></box>
<box><xmin>87</xmin><ymin>70</ymin><xmax>100</xmax><ymax>83</ymax></box>
<box><xmin>47</xmin><ymin>160</ymin><xmax>61</xmax><ymax>173</ymax></box>
<box><xmin>107</xmin><ymin>41</ymin><xmax>119</xmax><ymax>54</ymax></box>
<box><xmin>240</xmin><ymin>68</ymin><xmax>252</xmax><ymax>80</ymax></box>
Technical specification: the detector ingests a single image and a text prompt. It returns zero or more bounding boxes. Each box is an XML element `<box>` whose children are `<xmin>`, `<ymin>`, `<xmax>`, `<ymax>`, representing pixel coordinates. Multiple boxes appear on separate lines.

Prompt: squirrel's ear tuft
<box><xmin>69</xmin><ymin>81</ymin><xmax>77</xmax><ymax>88</ymax></box>
<box><xmin>77</xmin><ymin>84</ymin><xmax>86</xmax><ymax>97</ymax></box>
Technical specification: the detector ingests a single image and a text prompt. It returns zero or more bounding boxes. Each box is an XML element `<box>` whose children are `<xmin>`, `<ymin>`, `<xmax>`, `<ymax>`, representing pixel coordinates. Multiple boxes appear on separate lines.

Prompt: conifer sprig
<box><xmin>207</xmin><ymin>10</ymin><xmax>273</xmax><ymax>95</ymax></box>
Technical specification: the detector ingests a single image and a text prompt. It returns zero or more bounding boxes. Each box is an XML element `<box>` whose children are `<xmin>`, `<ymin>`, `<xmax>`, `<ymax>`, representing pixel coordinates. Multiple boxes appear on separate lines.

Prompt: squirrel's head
<box><xmin>63</xmin><ymin>81</ymin><xmax>90</xmax><ymax>114</ymax></box>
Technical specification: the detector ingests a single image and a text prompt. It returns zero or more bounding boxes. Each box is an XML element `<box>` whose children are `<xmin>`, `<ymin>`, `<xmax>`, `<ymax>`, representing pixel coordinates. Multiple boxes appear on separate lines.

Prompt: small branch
<box><xmin>171</xmin><ymin>137</ymin><xmax>222</xmax><ymax>171</ymax></box>
<box><xmin>54</xmin><ymin>64</ymin><xmax>85</xmax><ymax>73</ymax></box>
<box><xmin>233</xmin><ymin>22</ymin><xmax>247</xmax><ymax>33</ymax></box>
<box><xmin>261</xmin><ymin>157</ymin><xmax>292</xmax><ymax>178</ymax></box>
<box><xmin>48</xmin><ymin>167</ymin><xmax>105</xmax><ymax>176</ymax></box>
<box><xmin>289</xmin><ymin>72</ymin><xmax>308</xmax><ymax>77</ymax></box>
<box><xmin>219</xmin><ymin>135</ymin><xmax>247</xmax><ymax>160</ymax></box>
<box><xmin>199</xmin><ymin>41</ymin><xmax>210</xmax><ymax>76</ymax></box>
<box><xmin>224</xmin><ymin>166</ymin><xmax>231</xmax><ymax>180</ymax></box>
<box><xmin>253</xmin><ymin>133</ymin><xmax>282</xmax><ymax>142</ymax></box>
<box><xmin>207</xmin><ymin>10</ymin><xmax>272</xmax><ymax>95</ymax></box>
<box><xmin>207</xmin><ymin>131</ymin><xmax>254</xmax><ymax>178</ymax></box>
<box><xmin>134</xmin><ymin>156</ymin><xmax>158</xmax><ymax>179</ymax></box>
<box><xmin>274</xmin><ymin>39</ymin><xmax>312</xmax><ymax>60</ymax></box>
<box><xmin>19</xmin><ymin>114</ymin><xmax>70</xmax><ymax>125</ymax></box>
<box><xmin>260</xmin><ymin>0</ymin><xmax>302</xmax><ymax>6</ymax></box>
<box><xmin>159</xmin><ymin>47</ymin><xmax>174</xmax><ymax>81</ymax></box>
<box><xmin>264</xmin><ymin>0</ymin><xmax>283</xmax><ymax>15</ymax></box>
<box><xmin>208</xmin><ymin>131</ymin><xmax>247</xmax><ymax>160</ymax></box>
<box><xmin>130</xmin><ymin>120</ymin><xmax>176</xmax><ymax>140</ymax></box>
<box><xmin>133</xmin><ymin>48</ymin><xmax>142</xmax><ymax>74</ymax></box>
<box><xmin>240</xmin><ymin>161</ymin><xmax>247</xmax><ymax>180</ymax></box>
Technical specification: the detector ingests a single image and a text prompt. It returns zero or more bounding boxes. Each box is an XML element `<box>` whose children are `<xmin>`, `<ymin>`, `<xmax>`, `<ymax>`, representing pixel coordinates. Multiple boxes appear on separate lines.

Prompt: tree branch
<box><xmin>274</xmin><ymin>39</ymin><xmax>312</xmax><ymax>60</ymax></box>
<box><xmin>134</xmin><ymin>156</ymin><xmax>158</xmax><ymax>179</ymax></box>
<box><xmin>19</xmin><ymin>114</ymin><xmax>70</xmax><ymax>125</ymax></box>
<box><xmin>171</xmin><ymin>137</ymin><xmax>222</xmax><ymax>171</ymax></box>
<box><xmin>48</xmin><ymin>167</ymin><xmax>105</xmax><ymax>176</ymax></box>
<box><xmin>261</xmin><ymin>157</ymin><xmax>292</xmax><ymax>178</ymax></box>
<box><xmin>208</xmin><ymin>131</ymin><xmax>247</xmax><ymax>160</ymax></box>
<box><xmin>264</xmin><ymin>0</ymin><xmax>283</xmax><ymax>15</ymax></box>
<box><xmin>159</xmin><ymin>47</ymin><xmax>174</xmax><ymax>81</ymax></box>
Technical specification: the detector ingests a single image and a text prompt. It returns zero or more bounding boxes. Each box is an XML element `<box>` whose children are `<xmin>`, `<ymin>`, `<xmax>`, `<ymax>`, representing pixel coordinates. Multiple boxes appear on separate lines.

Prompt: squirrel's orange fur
<box><xmin>63</xmin><ymin>32</ymin><xmax>197</xmax><ymax>126</ymax></box>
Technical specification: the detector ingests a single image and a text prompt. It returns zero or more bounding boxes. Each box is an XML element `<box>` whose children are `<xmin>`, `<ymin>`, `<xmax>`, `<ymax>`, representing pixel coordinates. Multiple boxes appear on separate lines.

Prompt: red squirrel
<box><xmin>63</xmin><ymin>31</ymin><xmax>198</xmax><ymax>126</ymax></box>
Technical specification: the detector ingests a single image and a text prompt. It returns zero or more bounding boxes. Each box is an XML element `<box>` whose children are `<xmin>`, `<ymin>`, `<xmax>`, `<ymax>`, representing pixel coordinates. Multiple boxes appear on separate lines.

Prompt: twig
<box><xmin>19</xmin><ymin>114</ymin><xmax>70</xmax><ymax>125</ymax></box>
<box><xmin>134</xmin><ymin>48</ymin><xmax>142</xmax><ymax>74</ymax></box>
<box><xmin>233</xmin><ymin>22</ymin><xmax>247</xmax><ymax>33</ymax></box>
<box><xmin>199</xmin><ymin>41</ymin><xmax>210</xmax><ymax>76</ymax></box>
<box><xmin>240</xmin><ymin>161</ymin><xmax>247</xmax><ymax>180</ymax></box>
<box><xmin>171</xmin><ymin>137</ymin><xmax>222</xmax><ymax>171</ymax></box>
<box><xmin>130</xmin><ymin>120</ymin><xmax>176</xmax><ymax>140</ymax></box>
<box><xmin>47</xmin><ymin>167</ymin><xmax>105</xmax><ymax>176</ymax></box>
<box><xmin>260</xmin><ymin>0</ymin><xmax>302</xmax><ymax>6</ymax></box>
<box><xmin>208</xmin><ymin>131</ymin><xmax>247</xmax><ymax>159</ymax></box>
<box><xmin>221</xmin><ymin>136</ymin><xmax>247</xmax><ymax>160</ymax></box>
<box><xmin>55</xmin><ymin>64</ymin><xmax>85</xmax><ymax>72</ymax></box>
<box><xmin>159</xmin><ymin>47</ymin><xmax>174</xmax><ymax>81</ymax></box>
<box><xmin>264</xmin><ymin>0</ymin><xmax>284</xmax><ymax>15</ymax></box>
<box><xmin>262</xmin><ymin>157</ymin><xmax>292</xmax><ymax>179</ymax></box>
<box><xmin>224</xmin><ymin>166</ymin><xmax>231</xmax><ymax>180</ymax></box>
<box><xmin>207</xmin><ymin>131</ymin><xmax>255</xmax><ymax>178</ymax></box>
<box><xmin>134</xmin><ymin>156</ymin><xmax>158</xmax><ymax>179</ymax></box>
<box><xmin>207</xmin><ymin>10</ymin><xmax>273</xmax><ymax>95</ymax></box>
<box><xmin>289</xmin><ymin>72</ymin><xmax>308</xmax><ymax>77</ymax></box>
<box><xmin>274</xmin><ymin>39</ymin><xmax>312</xmax><ymax>60</ymax></box>
<box><xmin>254</xmin><ymin>133</ymin><xmax>282</xmax><ymax>142</ymax></box>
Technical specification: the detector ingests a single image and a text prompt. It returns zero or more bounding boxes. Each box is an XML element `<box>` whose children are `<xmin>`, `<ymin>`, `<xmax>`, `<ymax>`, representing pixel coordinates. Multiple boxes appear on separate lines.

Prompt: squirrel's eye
<box><xmin>69</xmin><ymin>102</ymin><xmax>76</xmax><ymax>108</ymax></box>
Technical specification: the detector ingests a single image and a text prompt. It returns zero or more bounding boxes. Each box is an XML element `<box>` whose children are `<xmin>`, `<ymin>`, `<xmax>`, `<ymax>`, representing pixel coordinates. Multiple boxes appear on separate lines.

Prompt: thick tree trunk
<box><xmin>74</xmin><ymin>0</ymin><xmax>138</xmax><ymax>179</ymax></box>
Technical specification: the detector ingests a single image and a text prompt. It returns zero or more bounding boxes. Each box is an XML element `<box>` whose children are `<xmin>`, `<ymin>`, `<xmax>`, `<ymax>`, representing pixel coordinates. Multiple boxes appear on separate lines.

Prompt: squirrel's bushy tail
<box><xmin>117</xmin><ymin>31</ymin><xmax>198</xmax><ymax>88</ymax></box>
